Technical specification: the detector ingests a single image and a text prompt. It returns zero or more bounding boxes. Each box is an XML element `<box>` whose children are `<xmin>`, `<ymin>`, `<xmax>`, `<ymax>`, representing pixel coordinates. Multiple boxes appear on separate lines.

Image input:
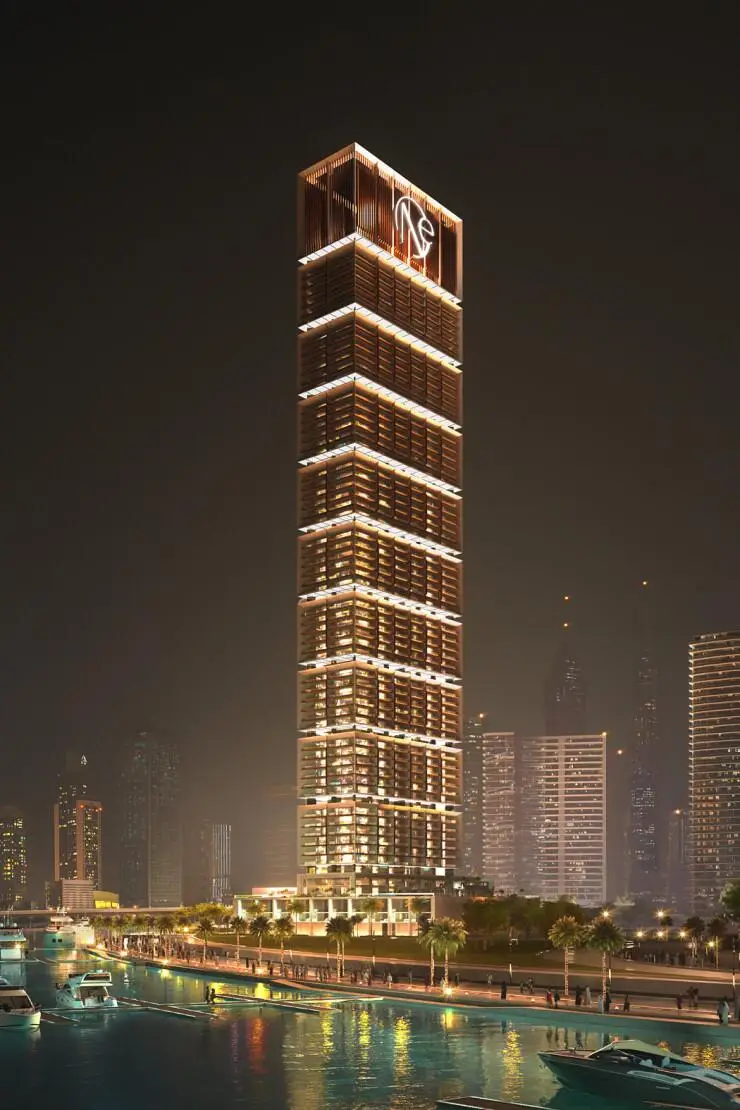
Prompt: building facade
<box><xmin>121</xmin><ymin>732</ymin><xmax>182</xmax><ymax>907</ymax></box>
<box><xmin>629</xmin><ymin>650</ymin><xmax>658</xmax><ymax>896</ymax></box>
<box><xmin>665</xmin><ymin>807</ymin><xmax>688</xmax><ymax>910</ymax></box>
<box><xmin>53</xmin><ymin>751</ymin><xmax>92</xmax><ymax>882</ymax></box>
<box><xmin>481</xmin><ymin>733</ymin><xmax>606</xmax><ymax>905</ymax></box>
<box><xmin>296</xmin><ymin>144</ymin><xmax>463</xmax><ymax>897</ymax></box>
<box><xmin>544</xmin><ymin>609</ymin><xmax>588</xmax><ymax>735</ymax></box>
<box><xmin>689</xmin><ymin>631</ymin><xmax>740</xmax><ymax>910</ymax></box>
<box><xmin>187</xmin><ymin>820</ymin><xmax>232</xmax><ymax>904</ymax></box>
<box><xmin>462</xmin><ymin>713</ymin><xmax>487</xmax><ymax>878</ymax></box>
<box><xmin>0</xmin><ymin>806</ymin><xmax>27</xmax><ymax>906</ymax></box>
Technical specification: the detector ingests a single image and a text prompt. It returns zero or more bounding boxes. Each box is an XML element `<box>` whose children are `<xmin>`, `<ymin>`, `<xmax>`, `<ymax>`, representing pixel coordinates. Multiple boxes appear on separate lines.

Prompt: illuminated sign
<box><xmin>394</xmin><ymin>195</ymin><xmax>435</xmax><ymax>261</ymax></box>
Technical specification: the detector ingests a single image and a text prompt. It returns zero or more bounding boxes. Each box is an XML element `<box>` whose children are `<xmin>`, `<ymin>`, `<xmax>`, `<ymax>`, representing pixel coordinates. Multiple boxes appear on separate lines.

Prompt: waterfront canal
<box><xmin>2</xmin><ymin>952</ymin><xmax>740</xmax><ymax>1109</ymax></box>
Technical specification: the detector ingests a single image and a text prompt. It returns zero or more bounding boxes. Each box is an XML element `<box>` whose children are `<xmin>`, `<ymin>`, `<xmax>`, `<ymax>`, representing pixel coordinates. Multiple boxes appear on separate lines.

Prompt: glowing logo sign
<box><xmin>394</xmin><ymin>195</ymin><xmax>435</xmax><ymax>261</ymax></box>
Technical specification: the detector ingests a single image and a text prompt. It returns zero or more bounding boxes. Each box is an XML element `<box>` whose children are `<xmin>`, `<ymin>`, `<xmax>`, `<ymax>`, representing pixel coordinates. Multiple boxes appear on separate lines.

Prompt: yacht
<box><xmin>0</xmin><ymin>923</ymin><xmax>28</xmax><ymax>962</ymax></box>
<box><xmin>55</xmin><ymin>970</ymin><xmax>118</xmax><ymax>1010</ymax></box>
<box><xmin>0</xmin><ymin>982</ymin><xmax>41</xmax><ymax>1029</ymax></box>
<box><xmin>539</xmin><ymin>1038</ymin><xmax>740</xmax><ymax>1109</ymax></box>
<box><xmin>43</xmin><ymin>912</ymin><xmax>79</xmax><ymax>949</ymax></box>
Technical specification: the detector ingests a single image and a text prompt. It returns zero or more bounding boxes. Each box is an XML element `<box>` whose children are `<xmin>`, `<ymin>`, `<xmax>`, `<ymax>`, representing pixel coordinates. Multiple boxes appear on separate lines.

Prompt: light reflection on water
<box><xmin>1</xmin><ymin>955</ymin><xmax>739</xmax><ymax>1110</ymax></box>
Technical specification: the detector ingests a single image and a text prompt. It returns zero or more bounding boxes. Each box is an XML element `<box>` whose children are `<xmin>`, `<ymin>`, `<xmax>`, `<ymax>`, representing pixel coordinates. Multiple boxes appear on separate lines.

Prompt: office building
<box><xmin>296</xmin><ymin>144</ymin><xmax>463</xmax><ymax>896</ymax></box>
<box><xmin>629</xmin><ymin>582</ymin><xmax>659</xmax><ymax>897</ymax></box>
<box><xmin>121</xmin><ymin>732</ymin><xmax>182</xmax><ymax>906</ymax></box>
<box><xmin>187</xmin><ymin>820</ymin><xmax>232</xmax><ymax>904</ymax></box>
<box><xmin>462</xmin><ymin>713</ymin><xmax>487</xmax><ymax>878</ymax></box>
<box><xmin>665</xmin><ymin>807</ymin><xmax>688</xmax><ymax>909</ymax></box>
<box><xmin>544</xmin><ymin>602</ymin><xmax>588</xmax><ymax>735</ymax></box>
<box><xmin>689</xmin><ymin>631</ymin><xmax>740</xmax><ymax>910</ymax></box>
<box><xmin>0</xmin><ymin>806</ymin><xmax>27</xmax><ymax>906</ymax></box>
<box><xmin>481</xmin><ymin>733</ymin><xmax>606</xmax><ymax>906</ymax></box>
<box><xmin>53</xmin><ymin>751</ymin><xmax>93</xmax><ymax>881</ymax></box>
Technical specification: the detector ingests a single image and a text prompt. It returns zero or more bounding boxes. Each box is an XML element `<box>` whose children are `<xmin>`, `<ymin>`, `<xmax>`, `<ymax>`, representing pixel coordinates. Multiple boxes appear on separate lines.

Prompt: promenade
<box><xmin>94</xmin><ymin>944</ymin><xmax>740</xmax><ymax>1031</ymax></box>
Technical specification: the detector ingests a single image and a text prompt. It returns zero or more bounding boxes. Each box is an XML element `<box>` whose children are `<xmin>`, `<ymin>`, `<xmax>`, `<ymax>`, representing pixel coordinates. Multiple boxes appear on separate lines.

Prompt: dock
<box><xmin>215</xmin><ymin>991</ymin><xmax>323</xmax><ymax>1015</ymax></box>
<box><xmin>117</xmin><ymin>996</ymin><xmax>214</xmax><ymax>1021</ymax></box>
<box><xmin>41</xmin><ymin>1010</ymin><xmax>81</xmax><ymax>1024</ymax></box>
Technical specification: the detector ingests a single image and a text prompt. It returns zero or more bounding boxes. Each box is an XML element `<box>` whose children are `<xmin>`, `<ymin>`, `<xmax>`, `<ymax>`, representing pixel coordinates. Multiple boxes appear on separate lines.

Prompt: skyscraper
<box><xmin>462</xmin><ymin>713</ymin><xmax>487</xmax><ymax>878</ymax></box>
<box><xmin>544</xmin><ymin>600</ymin><xmax>588</xmax><ymax>735</ymax></box>
<box><xmin>121</xmin><ymin>732</ymin><xmax>182</xmax><ymax>906</ymax></box>
<box><xmin>186</xmin><ymin>821</ymin><xmax>231</xmax><ymax>904</ymax></box>
<box><xmin>482</xmin><ymin>733</ymin><xmax>606</xmax><ymax>906</ymax></box>
<box><xmin>0</xmin><ymin>806</ymin><xmax>27</xmax><ymax>906</ymax></box>
<box><xmin>75</xmin><ymin>800</ymin><xmax>103</xmax><ymax>887</ymax></box>
<box><xmin>629</xmin><ymin>581</ymin><xmax>659</xmax><ymax>897</ymax></box>
<box><xmin>53</xmin><ymin>750</ymin><xmax>90</xmax><ymax>881</ymax></box>
<box><xmin>689</xmin><ymin>631</ymin><xmax>740</xmax><ymax>910</ymax></box>
<box><xmin>666</xmin><ymin>807</ymin><xmax>688</xmax><ymax>909</ymax></box>
<box><xmin>296</xmin><ymin>144</ymin><xmax>463</xmax><ymax>896</ymax></box>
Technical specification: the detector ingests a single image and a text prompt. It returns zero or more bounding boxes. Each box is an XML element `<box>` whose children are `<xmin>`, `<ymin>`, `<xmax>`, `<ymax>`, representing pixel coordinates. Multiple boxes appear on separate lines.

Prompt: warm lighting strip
<box><xmin>300</xmin><ymin>792</ymin><xmax>462</xmax><ymax>812</ymax></box>
<box><xmin>298</xmin><ymin>443</ymin><xmax>461</xmax><ymax>498</ymax></box>
<box><xmin>299</xmin><ymin>511</ymin><xmax>461</xmax><ymax>561</ymax></box>
<box><xmin>298</xmin><ymin>231</ymin><xmax>461</xmax><ymax>306</ymax></box>
<box><xmin>298</xmin><ymin>303</ymin><xmax>461</xmax><ymax>370</ymax></box>
<box><xmin>299</xmin><ymin>372</ymin><xmax>461</xmax><ymax>434</ymax></box>
<box><xmin>298</xmin><ymin>582</ymin><xmax>461</xmax><ymax>624</ymax></box>
<box><xmin>299</xmin><ymin>651</ymin><xmax>461</xmax><ymax>687</ymax></box>
<box><xmin>300</xmin><ymin>723</ymin><xmax>461</xmax><ymax>749</ymax></box>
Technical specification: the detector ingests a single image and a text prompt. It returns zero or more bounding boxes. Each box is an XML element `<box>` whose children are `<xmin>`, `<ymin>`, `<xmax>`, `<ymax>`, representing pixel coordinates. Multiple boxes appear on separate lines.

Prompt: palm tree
<box><xmin>273</xmin><ymin>915</ymin><xmax>295</xmax><ymax>968</ymax></box>
<box><xmin>325</xmin><ymin>916</ymin><xmax>352</xmax><ymax>978</ymax></box>
<box><xmin>418</xmin><ymin>924</ymin><xmax>438</xmax><ymax>985</ymax></box>
<box><xmin>176</xmin><ymin>908</ymin><xmax>193</xmax><ymax>936</ymax></box>
<box><xmin>410</xmin><ymin>897</ymin><xmax>429</xmax><ymax>936</ymax></box>
<box><xmin>159</xmin><ymin>913</ymin><xmax>176</xmax><ymax>957</ymax></box>
<box><xmin>429</xmin><ymin>918</ymin><xmax>467</xmax><ymax>987</ymax></box>
<box><xmin>587</xmin><ymin>918</ymin><xmax>625</xmax><ymax>997</ymax></box>
<box><xmin>348</xmin><ymin>914</ymin><xmax>365</xmax><ymax>937</ymax></box>
<box><xmin>249</xmin><ymin>914</ymin><xmax>273</xmax><ymax>965</ymax></box>
<box><xmin>548</xmin><ymin>915</ymin><xmax>584</xmax><ymax>998</ymax></box>
<box><xmin>358</xmin><ymin>897</ymin><xmax>384</xmax><ymax>965</ymax></box>
<box><xmin>196</xmin><ymin>911</ymin><xmax>214</xmax><ymax>961</ymax></box>
<box><xmin>708</xmin><ymin>916</ymin><xmax>726</xmax><ymax>967</ymax></box>
<box><xmin>89</xmin><ymin>914</ymin><xmax>104</xmax><ymax>943</ymax></box>
<box><xmin>231</xmin><ymin>913</ymin><xmax>246</xmax><ymax>963</ymax></box>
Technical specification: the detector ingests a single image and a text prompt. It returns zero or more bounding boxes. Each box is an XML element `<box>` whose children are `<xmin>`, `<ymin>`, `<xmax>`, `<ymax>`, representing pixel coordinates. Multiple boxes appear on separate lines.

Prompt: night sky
<box><xmin>3</xmin><ymin>6</ymin><xmax>739</xmax><ymax>899</ymax></box>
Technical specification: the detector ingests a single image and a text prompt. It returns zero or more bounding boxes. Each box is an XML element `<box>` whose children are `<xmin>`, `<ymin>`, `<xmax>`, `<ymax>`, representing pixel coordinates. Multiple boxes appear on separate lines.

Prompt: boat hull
<box><xmin>539</xmin><ymin>1053</ymin><xmax>738</xmax><ymax>1109</ymax></box>
<box><xmin>0</xmin><ymin>946</ymin><xmax>24</xmax><ymax>962</ymax></box>
<box><xmin>0</xmin><ymin>1010</ymin><xmax>41</xmax><ymax>1029</ymax></box>
<box><xmin>55</xmin><ymin>994</ymin><xmax>118</xmax><ymax>1010</ymax></box>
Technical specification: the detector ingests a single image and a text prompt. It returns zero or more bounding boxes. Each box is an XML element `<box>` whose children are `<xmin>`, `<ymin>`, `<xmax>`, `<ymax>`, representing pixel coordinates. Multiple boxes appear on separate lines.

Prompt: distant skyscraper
<box><xmin>121</xmin><ymin>732</ymin><xmax>182</xmax><ymax>906</ymax></box>
<box><xmin>689</xmin><ymin>631</ymin><xmax>740</xmax><ymax>910</ymax></box>
<box><xmin>187</xmin><ymin>821</ymin><xmax>231</xmax><ymax>904</ymax></box>
<box><xmin>629</xmin><ymin>582</ymin><xmax>659</xmax><ymax>898</ymax></box>
<box><xmin>296</xmin><ymin>144</ymin><xmax>463</xmax><ymax>896</ymax></box>
<box><xmin>482</xmin><ymin>733</ymin><xmax>606</xmax><ymax>906</ymax></box>
<box><xmin>462</xmin><ymin>714</ymin><xmax>487</xmax><ymax>877</ymax></box>
<box><xmin>53</xmin><ymin>750</ymin><xmax>90</xmax><ymax>881</ymax></box>
<box><xmin>544</xmin><ymin>599</ymin><xmax>588</xmax><ymax>735</ymax></box>
<box><xmin>75</xmin><ymin>800</ymin><xmax>103</xmax><ymax>887</ymax></box>
<box><xmin>0</xmin><ymin>806</ymin><xmax>27</xmax><ymax>906</ymax></box>
<box><xmin>665</xmin><ymin>807</ymin><xmax>688</xmax><ymax>909</ymax></box>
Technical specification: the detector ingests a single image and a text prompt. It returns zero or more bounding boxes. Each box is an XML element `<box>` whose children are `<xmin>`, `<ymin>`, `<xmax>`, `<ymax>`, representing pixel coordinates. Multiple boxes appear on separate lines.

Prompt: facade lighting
<box><xmin>299</xmin><ymin>651</ymin><xmax>461</xmax><ymax>687</ymax></box>
<box><xmin>299</xmin><ymin>303</ymin><xmax>461</xmax><ymax>370</ymax></box>
<box><xmin>299</xmin><ymin>512</ymin><xmax>461</xmax><ymax>561</ymax></box>
<box><xmin>298</xmin><ymin>442</ymin><xmax>462</xmax><ymax>498</ymax></box>
<box><xmin>299</xmin><ymin>372</ymin><xmax>461</xmax><ymax>434</ymax></box>
<box><xmin>298</xmin><ymin>582</ymin><xmax>461</xmax><ymax>625</ymax></box>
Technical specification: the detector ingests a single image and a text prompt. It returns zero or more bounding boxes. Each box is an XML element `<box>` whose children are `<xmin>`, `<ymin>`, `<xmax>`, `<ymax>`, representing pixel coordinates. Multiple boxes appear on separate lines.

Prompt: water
<box><xmin>2</xmin><ymin>952</ymin><xmax>740</xmax><ymax>1109</ymax></box>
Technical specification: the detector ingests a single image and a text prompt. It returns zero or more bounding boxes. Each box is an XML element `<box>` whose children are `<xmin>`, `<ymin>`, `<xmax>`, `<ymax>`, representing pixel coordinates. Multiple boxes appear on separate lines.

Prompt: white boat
<box><xmin>43</xmin><ymin>912</ymin><xmax>87</xmax><ymax>949</ymax></box>
<box><xmin>55</xmin><ymin>970</ymin><xmax>118</xmax><ymax>1010</ymax></box>
<box><xmin>0</xmin><ymin>983</ymin><xmax>41</xmax><ymax>1029</ymax></box>
<box><xmin>0</xmin><ymin>923</ymin><xmax>28</xmax><ymax>962</ymax></box>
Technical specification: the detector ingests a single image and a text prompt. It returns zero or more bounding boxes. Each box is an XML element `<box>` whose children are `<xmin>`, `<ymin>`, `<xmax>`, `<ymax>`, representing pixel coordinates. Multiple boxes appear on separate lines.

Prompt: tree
<box><xmin>684</xmin><ymin>915</ymin><xmax>705</xmax><ymax>939</ymax></box>
<box><xmin>425</xmin><ymin>918</ymin><xmax>467</xmax><ymax>987</ymax></box>
<box><xmin>358</xmin><ymin>898</ymin><xmax>384</xmax><ymax>964</ymax></box>
<box><xmin>707</xmin><ymin>916</ymin><xmax>726</xmax><ymax>966</ymax></box>
<box><xmin>418</xmin><ymin>924</ymin><xmax>437</xmax><ymax>984</ymax></box>
<box><xmin>249</xmin><ymin>915</ymin><xmax>273</xmax><ymax>965</ymax></box>
<box><xmin>196</xmin><ymin>911</ymin><xmax>214</xmax><ymax>961</ymax></box>
<box><xmin>722</xmin><ymin>881</ymin><xmax>740</xmax><ymax>920</ymax></box>
<box><xmin>410</xmin><ymin>897</ymin><xmax>429</xmax><ymax>936</ymax></box>
<box><xmin>348</xmin><ymin>914</ymin><xmax>365</xmax><ymax>937</ymax></box>
<box><xmin>548</xmin><ymin>916</ymin><xmax>584</xmax><ymax>998</ymax></box>
<box><xmin>231</xmin><ymin>913</ymin><xmax>246</xmax><ymax>963</ymax></box>
<box><xmin>156</xmin><ymin>913</ymin><xmax>174</xmax><ymax>956</ymax></box>
<box><xmin>325</xmin><ymin>916</ymin><xmax>352</xmax><ymax>978</ymax></box>
<box><xmin>273</xmin><ymin>915</ymin><xmax>295</xmax><ymax>967</ymax></box>
<box><xmin>587</xmin><ymin>918</ymin><xmax>624</xmax><ymax>997</ymax></box>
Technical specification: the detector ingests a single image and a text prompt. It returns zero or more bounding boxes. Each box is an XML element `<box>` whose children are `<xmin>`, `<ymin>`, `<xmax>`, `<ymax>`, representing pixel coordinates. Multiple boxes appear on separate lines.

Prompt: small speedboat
<box><xmin>540</xmin><ymin>1038</ymin><xmax>740</xmax><ymax>1109</ymax></box>
<box><xmin>0</xmin><ymin>983</ymin><xmax>41</xmax><ymax>1029</ymax></box>
<box><xmin>55</xmin><ymin>970</ymin><xmax>118</xmax><ymax>1010</ymax></box>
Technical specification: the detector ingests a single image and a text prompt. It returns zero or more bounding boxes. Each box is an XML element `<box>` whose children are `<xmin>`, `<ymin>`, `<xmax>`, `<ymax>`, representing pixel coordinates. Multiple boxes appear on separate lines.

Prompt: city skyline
<box><xmin>3</xmin><ymin>9</ymin><xmax>739</xmax><ymax>900</ymax></box>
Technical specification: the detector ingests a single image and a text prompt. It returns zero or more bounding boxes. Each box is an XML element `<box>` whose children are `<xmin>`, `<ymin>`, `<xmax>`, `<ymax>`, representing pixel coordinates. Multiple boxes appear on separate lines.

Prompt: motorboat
<box><xmin>0</xmin><ymin>982</ymin><xmax>41</xmax><ymax>1029</ymax></box>
<box><xmin>55</xmin><ymin>970</ymin><xmax>118</xmax><ymax>1010</ymax></box>
<box><xmin>539</xmin><ymin>1038</ymin><xmax>740</xmax><ymax>1109</ymax></box>
<box><xmin>0</xmin><ymin>923</ymin><xmax>28</xmax><ymax>962</ymax></box>
<box><xmin>43</xmin><ymin>912</ymin><xmax>93</xmax><ymax>949</ymax></box>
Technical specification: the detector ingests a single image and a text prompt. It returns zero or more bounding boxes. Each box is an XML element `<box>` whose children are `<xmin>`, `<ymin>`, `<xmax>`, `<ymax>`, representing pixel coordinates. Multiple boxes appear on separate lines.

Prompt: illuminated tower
<box><xmin>544</xmin><ymin>597</ymin><xmax>588</xmax><ymax>735</ymax></box>
<box><xmin>0</xmin><ymin>806</ymin><xmax>27</xmax><ymax>906</ymax></box>
<box><xmin>629</xmin><ymin>581</ymin><xmax>659</xmax><ymax>897</ymax></box>
<box><xmin>462</xmin><ymin>713</ymin><xmax>487</xmax><ymax>878</ymax></box>
<box><xmin>689</xmin><ymin>630</ymin><xmax>740</xmax><ymax>909</ymax></box>
<box><xmin>53</xmin><ymin>750</ymin><xmax>91</xmax><ymax>881</ymax></box>
<box><xmin>297</xmin><ymin>144</ymin><xmax>463</xmax><ymax>896</ymax></box>
<box><xmin>121</xmin><ymin>732</ymin><xmax>182</xmax><ymax>906</ymax></box>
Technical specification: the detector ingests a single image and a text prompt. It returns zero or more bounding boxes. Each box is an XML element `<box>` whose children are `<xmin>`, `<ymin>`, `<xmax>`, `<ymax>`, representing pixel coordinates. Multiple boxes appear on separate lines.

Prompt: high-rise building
<box><xmin>629</xmin><ymin>581</ymin><xmax>659</xmax><ymax>898</ymax></box>
<box><xmin>481</xmin><ymin>733</ymin><xmax>606</xmax><ymax>906</ymax></box>
<box><xmin>75</xmin><ymin>800</ymin><xmax>103</xmax><ymax>887</ymax></box>
<box><xmin>121</xmin><ymin>732</ymin><xmax>182</xmax><ymax>907</ymax></box>
<box><xmin>53</xmin><ymin>750</ymin><xmax>90</xmax><ymax>881</ymax></box>
<box><xmin>665</xmin><ymin>807</ymin><xmax>688</xmax><ymax>910</ymax></box>
<box><xmin>689</xmin><ymin>631</ymin><xmax>740</xmax><ymax>910</ymax></box>
<box><xmin>544</xmin><ymin>600</ymin><xmax>588</xmax><ymax>735</ymax></box>
<box><xmin>0</xmin><ymin>806</ymin><xmax>27</xmax><ymax>906</ymax></box>
<box><xmin>480</xmin><ymin>731</ymin><xmax>517</xmax><ymax>892</ymax></box>
<box><xmin>186</xmin><ymin>821</ymin><xmax>232</xmax><ymax>904</ymax></box>
<box><xmin>462</xmin><ymin>713</ymin><xmax>487</xmax><ymax>878</ymax></box>
<box><xmin>296</xmin><ymin>144</ymin><xmax>463</xmax><ymax>896</ymax></box>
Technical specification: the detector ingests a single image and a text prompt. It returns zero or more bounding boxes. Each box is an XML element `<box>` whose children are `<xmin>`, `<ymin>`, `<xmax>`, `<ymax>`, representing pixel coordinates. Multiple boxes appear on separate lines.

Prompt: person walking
<box><xmin>597</xmin><ymin>994</ymin><xmax>604</xmax><ymax>1014</ymax></box>
<box><xmin>623</xmin><ymin>994</ymin><xmax>631</xmax><ymax>1013</ymax></box>
<box><xmin>500</xmin><ymin>980</ymin><xmax>508</xmax><ymax>1000</ymax></box>
<box><xmin>574</xmin><ymin>986</ymin><xmax>582</xmax><ymax>1006</ymax></box>
<box><xmin>585</xmin><ymin>985</ymin><xmax>592</xmax><ymax>1007</ymax></box>
<box><xmin>604</xmin><ymin>990</ymin><xmax>611</xmax><ymax>1013</ymax></box>
<box><xmin>676</xmin><ymin>994</ymin><xmax>683</xmax><ymax>1010</ymax></box>
<box><xmin>553</xmin><ymin>991</ymin><xmax>560</xmax><ymax>1008</ymax></box>
<box><xmin>720</xmin><ymin>998</ymin><xmax>730</xmax><ymax>1025</ymax></box>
